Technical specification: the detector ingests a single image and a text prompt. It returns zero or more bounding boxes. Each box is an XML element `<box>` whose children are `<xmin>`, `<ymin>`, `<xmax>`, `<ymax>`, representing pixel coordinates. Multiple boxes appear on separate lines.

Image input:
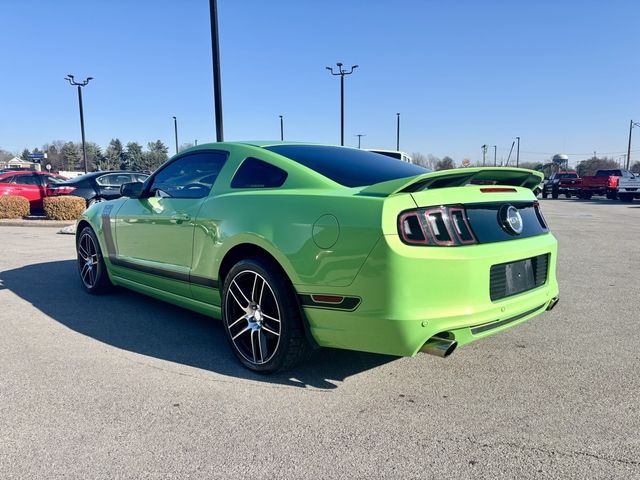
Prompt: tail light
<box><xmin>46</xmin><ymin>186</ymin><xmax>76</xmax><ymax>196</ymax></box>
<box><xmin>608</xmin><ymin>177</ymin><xmax>620</xmax><ymax>188</ymax></box>
<box><xmin>533</xmin><ymin>201</ymin><xmax>548</xmax><ymax>229</ymax></box>
<box><xmin>398</xmin><ymin>205</ymin><xmax>477</xmax><ymax>246</ymax></box>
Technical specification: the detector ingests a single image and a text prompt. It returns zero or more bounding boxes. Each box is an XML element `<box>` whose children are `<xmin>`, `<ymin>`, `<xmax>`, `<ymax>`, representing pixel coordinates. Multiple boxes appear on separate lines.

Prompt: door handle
<box><xmin>171</xmin><ymin>213</ymin><xmax>191</xmax><ymax>223</ymax></box>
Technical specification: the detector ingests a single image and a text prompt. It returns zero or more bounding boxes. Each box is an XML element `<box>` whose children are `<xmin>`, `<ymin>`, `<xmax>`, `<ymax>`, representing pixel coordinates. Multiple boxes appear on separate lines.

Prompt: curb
<box><xmin>0</xmin><ymin>219</ymin><xmax>76</xmax><ymax>228</ymax></box>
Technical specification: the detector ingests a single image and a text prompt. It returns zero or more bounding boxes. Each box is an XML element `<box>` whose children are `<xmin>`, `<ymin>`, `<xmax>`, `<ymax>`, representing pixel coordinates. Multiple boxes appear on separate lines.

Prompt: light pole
<box><xmin>396</xmin><ymin>113</ymin><xmax>400</xmax><ymax>151</ymax></box>
<box><xmin>493</xmin><ymin>145</ymin><xmax>497</xmax><ymax>167</ymax></box>
<box><xmin>515</xmin><ymin>136</ymin><xmax>520</xmax><ymax>167</ymax></box>
<box><xmin>64</xmin><ymin>74</ymin><xmax>93</xmax><ymax>173</ymax></box>
<box><xmin>326</xmin><ymin>62</ymin><xmax>358</xmax><ymax>146</ymax></box>
<box><xmin>355</xmin><ymin>134</ymin><xmax>366</xmax><ymax>149</ymax></box>
<box><xmin>626</xmin><ymin>120</ymin><xmax>640</xmax><ymax>169</ymax></box>
<box><xmin>481</xmin><ymin>144</ymin><xmax>487</xmax><ymax>166</ymax></box>
<box><xmin>209</xmin><ymin>0</ymin><xmax>224</xmax><ymax>141</ymax></box>
<box><xmin>279</xmin><ymin>115</ymin><xmax>284</xmax><ymax>141</ymax></box>
<box><xmin>172</xmin><ymin>116</ymin><xmax>179</xmax><ymax>154</ymax></box>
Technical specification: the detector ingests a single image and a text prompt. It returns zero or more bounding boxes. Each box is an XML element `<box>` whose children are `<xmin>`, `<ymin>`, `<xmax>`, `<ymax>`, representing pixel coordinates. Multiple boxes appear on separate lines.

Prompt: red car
<box><xmin>0</xmin><ymin>170</ymin><xmax>68</xmax><ymax>212</ymax></box>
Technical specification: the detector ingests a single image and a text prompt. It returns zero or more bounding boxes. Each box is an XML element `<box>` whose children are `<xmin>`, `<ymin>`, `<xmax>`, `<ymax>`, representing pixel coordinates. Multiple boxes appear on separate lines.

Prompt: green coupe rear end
<box><xmin>76</xmin><ymin>142</ymin><xmax>559</xmax><ymax>372</ymax></box>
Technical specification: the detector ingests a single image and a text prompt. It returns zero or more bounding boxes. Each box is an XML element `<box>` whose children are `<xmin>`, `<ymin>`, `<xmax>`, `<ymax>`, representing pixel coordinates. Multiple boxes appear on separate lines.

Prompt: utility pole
<box><xmin>209</xmin><ymin>0</ymin><xmax>224</xmax><ymax>141</ymax></box>
<box><xmin>515</xmin><ymin>136</ymin><xmax>520</xmax><ymax>167</ymax></box>
<box><xmin>355</xmin><ymin>134</ymin><xmax>365</xmax><ymax>149</ymax></box>
<box><xmin>626</xmin><ymin>120</ymin><xmax>640</xmax><ymax>169</ymax></box>
<box><xmin>396</xmin><ymin>113</ymin><xmax>400</xmax><ymax>151</ymax></box>
<box><xmin>493</xmin><ymin>145</ymin><xmax>497</xmax><ymax>167</ymax></box>
<box><xmin>481</xmin><ymin>144</ymin><xmax>487</xmax><ymax>166</ymax></box>
<box><xmin>64</xmin><ymin>75</ymin><xmax>93</xmax><ymax>173</ymax></box>
<box><xmin>279</xmin><ymin>115</ymin><xmax>284</xmax><ymax>141</ymax></box>
<box><xmin>506</xmin><ymin>140</ymin><xmax>515</xmax><ymax>166</ymax></box>
<box><xmin>326</xmin><ymin>62</ymin><xmax>358</xmax><ymax>146</ymax></box>
<box><xmin>172</xmin><ymin>116</ymin><xmax>179</xmax><ymax>154</ymax></box>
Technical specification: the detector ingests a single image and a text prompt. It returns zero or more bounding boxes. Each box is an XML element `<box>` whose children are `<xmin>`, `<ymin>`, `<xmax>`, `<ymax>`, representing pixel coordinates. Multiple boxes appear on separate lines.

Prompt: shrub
<box><xmin>0</xmin><ymin>195</ymin><xmax>30</xmax><ymax>219</ymax></box>
<box><xmin>43</xmin><ymin>196</ymin><xmax>86</xmax><ymax>220</ymax></box>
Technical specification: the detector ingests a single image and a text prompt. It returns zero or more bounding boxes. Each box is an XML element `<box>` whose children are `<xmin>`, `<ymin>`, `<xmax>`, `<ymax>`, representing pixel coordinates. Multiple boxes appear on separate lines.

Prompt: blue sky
<box><xmin>1</xmin><ymin>0</ymin><xmax>639</xmax><ymax>166</ymax></box>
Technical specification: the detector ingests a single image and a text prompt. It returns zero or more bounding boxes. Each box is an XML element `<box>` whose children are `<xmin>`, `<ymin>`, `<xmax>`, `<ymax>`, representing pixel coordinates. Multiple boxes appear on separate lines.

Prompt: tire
<box><xmin>542</xmin><ymin>192</ymin><xmax>548</xmax><ymax>199</ymax></box>
<box><xmin>551</xmin><ymin>189</ymin><xmax>559</xmax><ymax>199</ymax></box>
<box><xmin>619</xmin><ymin>193</ymin><xmax>634</xmax><ymax>203</ymax></box>
<box><xmin>606</xmin><ymin>192</ymin><xmax>617</xmax><ymax>200</ymax></box>
<box><xmin>221</xmin><ymin>257</ymin><xmax>311</xmax><ymax>373</ymax></box>
<box><xmin>76</xmin><ymin>226</ymin><xmax>112</xmax><ymax>294</ymax></box>
<box><xmin>565</xmin><ymin>192</ymin><xmax>571</xmax><ymax>198</ymax></box>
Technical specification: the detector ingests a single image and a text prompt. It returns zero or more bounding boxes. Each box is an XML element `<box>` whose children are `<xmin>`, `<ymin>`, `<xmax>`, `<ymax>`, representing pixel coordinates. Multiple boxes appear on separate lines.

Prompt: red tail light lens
<box><xmin>398</xmin><ymin>205</ymin><xmax>477</xmax><ymax>246</ymax></box>
<box><xmin>46</xmin><ymin>186</ymin><xmax>76</xmax><ymax>196</ymax></box>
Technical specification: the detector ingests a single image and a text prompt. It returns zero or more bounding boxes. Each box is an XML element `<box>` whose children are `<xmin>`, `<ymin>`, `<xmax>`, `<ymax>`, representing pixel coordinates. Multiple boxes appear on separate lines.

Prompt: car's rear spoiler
<box><xmin>359</xmin><ymin>168</ymin><xmax>543</xmax><ymax>197</ymax></box>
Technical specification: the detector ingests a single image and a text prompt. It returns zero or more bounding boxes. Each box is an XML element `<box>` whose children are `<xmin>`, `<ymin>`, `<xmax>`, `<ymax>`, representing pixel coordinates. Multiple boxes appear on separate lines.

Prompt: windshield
<box><xmin>264</xmin><ymin>145</ymin><xmax>428</xmax><ymax>187</ymax></box>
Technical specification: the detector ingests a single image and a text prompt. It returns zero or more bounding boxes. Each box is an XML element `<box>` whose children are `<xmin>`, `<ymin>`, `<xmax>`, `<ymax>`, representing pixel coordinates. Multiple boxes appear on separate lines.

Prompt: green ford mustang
<box><xmin>76</xmin><ymin>142</ymin><xmax>559</xmax><ymax>372</ymax></box>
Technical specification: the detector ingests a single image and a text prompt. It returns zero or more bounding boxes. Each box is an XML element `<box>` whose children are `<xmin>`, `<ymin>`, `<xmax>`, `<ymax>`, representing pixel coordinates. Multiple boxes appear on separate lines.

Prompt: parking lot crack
<box><xmin>466</xmin><ymin>437</ymin><xmax>640</xmax><ymax>468</ymax></box>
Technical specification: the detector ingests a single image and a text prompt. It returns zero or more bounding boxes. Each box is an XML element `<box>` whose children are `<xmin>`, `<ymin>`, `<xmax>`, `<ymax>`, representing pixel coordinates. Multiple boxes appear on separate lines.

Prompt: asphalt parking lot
<box><xmin>1</xmin><ymin>198</ymin><xmax>639</xmax><ymax>479</ymax></box>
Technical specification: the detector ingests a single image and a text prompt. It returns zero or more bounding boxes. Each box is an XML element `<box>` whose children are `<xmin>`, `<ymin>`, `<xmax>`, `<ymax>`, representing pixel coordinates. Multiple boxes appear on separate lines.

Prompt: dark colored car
<box><xmin>0</xmin><ymin>170</ymin><xmax>68</xmax><ymax>211</ymax></box>
<box><xmin>48</xmin><ymin>171</ymin><xmax>149</xmax><ymax>206</ymax></box>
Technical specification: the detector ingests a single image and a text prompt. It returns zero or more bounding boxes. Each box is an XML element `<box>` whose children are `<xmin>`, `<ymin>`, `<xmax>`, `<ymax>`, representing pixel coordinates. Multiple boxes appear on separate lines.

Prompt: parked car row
<box><xmin>0</xmin><ymin>170</ymin><xmax>148</xmax><ymax>213</ymax></box>
<box><xmin>539</xmin><ymin>169</ymin><xmax>640</xmax><ymax>202</ymax></box>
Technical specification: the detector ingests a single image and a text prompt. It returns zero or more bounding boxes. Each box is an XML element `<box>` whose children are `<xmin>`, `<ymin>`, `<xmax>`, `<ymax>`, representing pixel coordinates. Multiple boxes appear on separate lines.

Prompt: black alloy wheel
<box><xmin>221</xmin><ymin>257</ymin><xmax>311</xmax><ymax>373</ymax></box>
<box><xmin>76</xmin><ymin>226</ymin><xmax>112</xmax><ymax>294</ymax></box>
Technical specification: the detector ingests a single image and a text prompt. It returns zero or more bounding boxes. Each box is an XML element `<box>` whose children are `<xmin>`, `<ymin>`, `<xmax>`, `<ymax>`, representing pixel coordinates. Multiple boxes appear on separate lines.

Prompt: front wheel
<box><xmin>619</xmin><ymin>193</ymin><xmax>634</xmax><ymax>203</ymax></box>
<box><xmin>221</xmin><ymin>258</ymin><xmax>311</xmax><ymax>373</ymax></box>
<box><xmin>76</xmin><ymin>226</ymin><xmax>112</xmax><ymax>294</ymax></box>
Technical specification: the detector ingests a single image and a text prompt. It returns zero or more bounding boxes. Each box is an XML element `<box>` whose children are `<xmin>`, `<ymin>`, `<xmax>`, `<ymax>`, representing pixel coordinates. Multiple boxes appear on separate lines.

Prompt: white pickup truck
<box><xmin>617</xmin><ymin>170</ymin><xmax>640</xmax><ymax>202</ymax></box>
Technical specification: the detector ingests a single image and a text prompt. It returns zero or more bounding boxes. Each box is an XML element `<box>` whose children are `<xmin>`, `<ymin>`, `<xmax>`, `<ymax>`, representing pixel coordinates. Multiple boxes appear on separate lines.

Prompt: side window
<box><xmin>148</xmin><ymin>151</ymin><xmax>228</xmax><ymax>199</ymax></box>
<box><xmin>231</xmin><ymin>158</ymin><xmax>288</xmax><ymax>189</ymax></box>
<box><xmin>14</xmin><ymin>175</ymin><xmax>39</xmax><ymax>185</ymax></box>
<box><xmin>0</xmin><ymin>175</ymin><xmax>15</xmax><ymax>183</ymax></box>
<box><xmin>134</xmin><ymin>174</ymin><xmax>148</xmax><ymax>183</ymax></box>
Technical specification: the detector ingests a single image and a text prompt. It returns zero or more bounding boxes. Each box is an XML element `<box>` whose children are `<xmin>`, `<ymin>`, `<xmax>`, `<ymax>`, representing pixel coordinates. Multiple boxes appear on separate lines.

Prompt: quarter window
<box><xmin>231</xmin><ymin>158</ymin><xmax>288</xmax><ymax>188</ymax></box>
<box><xmin>148</xmin><ymin>151</ymin><xmax>228</xmax><ymax>199</ymax></box>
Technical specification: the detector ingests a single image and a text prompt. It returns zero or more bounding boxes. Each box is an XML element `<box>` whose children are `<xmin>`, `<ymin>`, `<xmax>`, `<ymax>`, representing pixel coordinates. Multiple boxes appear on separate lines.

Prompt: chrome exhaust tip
<box><xmin>546</xmin><ymin>297</ymin><xmax>559</xmax><ymax>311</ymax></box>
<box><xmin>420</xmin><ymin>335</ymin><xmax>457</xmax><ymax>358</ymax></box>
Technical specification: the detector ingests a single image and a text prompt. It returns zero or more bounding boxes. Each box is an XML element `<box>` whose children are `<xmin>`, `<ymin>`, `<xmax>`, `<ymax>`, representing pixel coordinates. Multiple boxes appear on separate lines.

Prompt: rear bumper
<box><xmin>301</xmin><ymin>233</ymin><xmax>559</xmax><ymax>356</ymax></box>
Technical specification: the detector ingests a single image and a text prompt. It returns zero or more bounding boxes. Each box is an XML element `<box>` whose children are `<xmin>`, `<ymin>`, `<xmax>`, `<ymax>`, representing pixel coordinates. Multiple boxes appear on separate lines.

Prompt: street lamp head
<box><xmin>336</xmin><ymin>62</ymin><xmax>343</xmax><ymax>67</ymax></box>
<box><xmin>86</xmin><ymin>77</ymin><xmax>94</xmax><ymax>81</ymax></box>
<box><xmin>67</xmin><ymin>74</ymin><xmax>74</xmax><ymax>79</ymax></box>
<box><xmin>325</xmin><ymin>66</ymin><xmax>332</xmax><ymax>70</ymax></box>
<box><xmin>352</xmin><ymin>65</ymin><xmax>359</xmax><ymax>69</ymax></box>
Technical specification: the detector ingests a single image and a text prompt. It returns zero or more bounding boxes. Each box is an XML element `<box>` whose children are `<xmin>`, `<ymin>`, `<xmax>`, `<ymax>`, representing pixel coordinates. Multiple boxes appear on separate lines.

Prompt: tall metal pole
<box><xmin>65</xmin><ymin>75</ymin><xmax>93</xmax><ymax>173</ymax></box>
<box><xmin>493</xmin><ymin>145</ymin><xmax>497</xmax><ymax>167</ymax></box>
<box><xmin>279</xmin><ymin>115</ymin><xmax>284</xmax><ymax>141</ymax></box>
<box><xmin>173</xmin><ymin>116</ymin><xmax>179</xmax><ymax>154</ymax></box>
<box><xmin>626</xmin><ymin>120</ymin><xmax>639</xmax><ymax>169</ymax></box>
<box><xmin>515</xmin><ymin>136</ymin><xmax>520</xmax><ymax>167</ymax></box>
<box><xmin>77</xmin><ymin>86</ymin><xmax>88</xmax><ymax>173</ymax></box>
<box><xmin>506</xmin><ymin>140</ymin><xmax>515</xmax><ymax>166</ymax></box>
<box><xmin>396</xmin><ymin>113</ymin><xmax>400</xmax><ymax>151</ymax></box>
<box><xmin>355</xmin><ymin>134</ymin><xmax>365</xmax><ymax>148</ymax></box>
<box><xmin>326</xmin><ymin>63</ymin><xmax>358</xmax><ymax>146</ymax></box>
<box><xmin>209</xmin><ymin>0</ymin><xmax>224</xmax><ymax>142</ymax></box>
<box><xmin>481</xmin><ymin>144</ymin><xmax>487</xmax><ymax>166</ymax></box>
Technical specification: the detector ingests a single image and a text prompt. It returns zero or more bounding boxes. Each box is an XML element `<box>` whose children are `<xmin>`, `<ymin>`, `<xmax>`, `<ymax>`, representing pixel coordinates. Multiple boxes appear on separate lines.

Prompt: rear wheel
<box><xmin>551</xmin><ymin>188</ymin><xmax>559</xmax><ymax>199</ymax></box>
<box><xmin>221</xmin><ymin>257</ymin><xmax>311</xmax><ymax>373</ymax></box>
<box><xmin>76</xmin><ymin>226</ymin><xmax>112</xmax><ymax>294</ymax></box>
<box><xmin>565</xmin><ymin>192</ymin><xmax>572</xmax><ymax>198</ymax></box>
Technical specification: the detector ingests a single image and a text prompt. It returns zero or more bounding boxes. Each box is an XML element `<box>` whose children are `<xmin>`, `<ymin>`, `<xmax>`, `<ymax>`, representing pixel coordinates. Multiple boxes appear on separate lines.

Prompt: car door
<box><xmin>11</xmin><ymin>173</ymin><xmax>45</xmax><ymax>210</ymax></box>
<box><xmin>112</xmin><ymin>151</ymin><xmax>228</xmax><ymax>297</ymax></box>
<box><xmin>95</xmin><ymin>173</ymin><xmax>135</xmax><ymax>200</ymax></box>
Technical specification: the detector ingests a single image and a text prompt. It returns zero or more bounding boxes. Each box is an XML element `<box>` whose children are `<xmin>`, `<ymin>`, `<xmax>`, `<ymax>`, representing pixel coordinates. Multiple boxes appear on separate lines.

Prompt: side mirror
<box><xmin>120</xmin><ymin>182</ymin><xmax>144</xmax><ymax>198</ymax></box>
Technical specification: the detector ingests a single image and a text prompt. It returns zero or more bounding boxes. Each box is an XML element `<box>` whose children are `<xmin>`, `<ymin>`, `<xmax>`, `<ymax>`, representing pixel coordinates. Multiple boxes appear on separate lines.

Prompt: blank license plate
<box><xmin>504</xmin><ymin>259</ymin><xmax>536</xmax><ymax>296</ymax></box>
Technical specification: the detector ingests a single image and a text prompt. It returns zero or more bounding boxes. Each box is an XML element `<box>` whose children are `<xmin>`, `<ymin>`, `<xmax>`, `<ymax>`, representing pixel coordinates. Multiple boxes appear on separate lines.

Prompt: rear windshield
<box><xmin>595</xmin><ymin>170</ymin><xmax>621</xmax><ymax>177</ymax></box>
<box><xmin>556</xmin><ymin>173</ymin><xmax>578</xmax><ymax>179</ymax></box>
<box><xmin>264</xmin><ymin>145</ymin><xmax>427</xmax><ymax>187</ymax></box>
